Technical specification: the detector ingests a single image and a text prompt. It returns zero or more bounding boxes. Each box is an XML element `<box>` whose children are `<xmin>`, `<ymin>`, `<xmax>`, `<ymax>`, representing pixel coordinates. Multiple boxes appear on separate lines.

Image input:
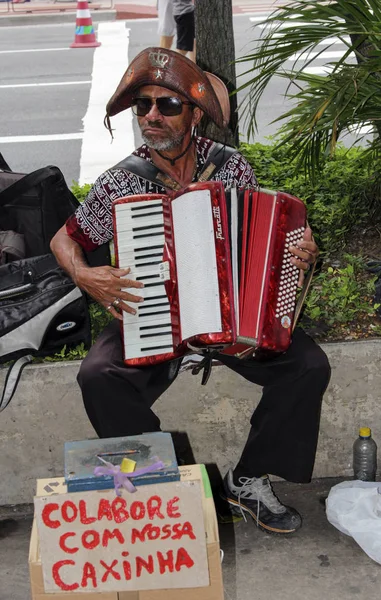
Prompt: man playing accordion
<box><xmin>51</xmin><ymin>48</ymin><xmax>330</xmax><ymax>535</ymax></box>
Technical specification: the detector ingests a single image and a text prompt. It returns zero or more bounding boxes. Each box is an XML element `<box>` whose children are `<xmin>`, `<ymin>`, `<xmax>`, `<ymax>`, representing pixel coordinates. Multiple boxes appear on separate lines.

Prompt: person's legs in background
<box><xmin>157</xmin><ymin>0</ymin><xmax>176</xmax><ymax>49</ymax></box>
<box><xmin>174</xmin><ymin>9</ymin><xmax>195</xmax><ymax>61</ymax></box>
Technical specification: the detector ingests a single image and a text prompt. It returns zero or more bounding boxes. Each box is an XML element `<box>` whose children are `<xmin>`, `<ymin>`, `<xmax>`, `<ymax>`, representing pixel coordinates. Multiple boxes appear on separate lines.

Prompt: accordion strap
<box><xmin>112</xmin><ymin>142</ymin><xmax>237</xmax><ymax>190</ymax></box>
<box><xmin>112</xmin><ymin>155</ymin><xmax>182</xmax><ymax>191</ymax></box>
<box><xmin>197</xmin><ymin>142</ymin><xmax>237</xmax><ymax>182</ymax></box>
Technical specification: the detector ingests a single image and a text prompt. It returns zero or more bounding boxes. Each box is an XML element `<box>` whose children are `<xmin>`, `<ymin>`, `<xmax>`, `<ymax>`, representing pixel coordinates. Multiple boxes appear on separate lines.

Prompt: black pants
<box><xmin>78</xmin><ymin>321</ymin><xmax>331</xmax><ymax>483</ymax></box>
<box><xmin>174</xmin><ymin>10</ymin><xmax>195</xmax><ymax>51</ymax></box>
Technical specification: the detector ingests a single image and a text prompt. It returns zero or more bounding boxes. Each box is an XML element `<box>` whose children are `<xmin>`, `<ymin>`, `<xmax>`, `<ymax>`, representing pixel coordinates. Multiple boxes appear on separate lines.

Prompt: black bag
<box><xmin>0</xmin><ymin>254</ymin><xmax>91</xmax><ymax>410</ymax></box>
<box><xmin>0</xmin><ymin>154</ymin><xmax>107</xmax><ymax>410</ymax></box>
<box><xmin>0</xmin><ymin>153</ymin><xmax>110</xmax><ymax>265</ymax></box>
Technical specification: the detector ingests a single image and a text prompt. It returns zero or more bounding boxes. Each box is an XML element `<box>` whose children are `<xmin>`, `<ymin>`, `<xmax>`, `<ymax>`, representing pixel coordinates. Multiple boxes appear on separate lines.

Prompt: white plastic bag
<box><xmin>326</xmin><ymin>480</ymin><xmax>381</xmax><ymax>564</ymax></box>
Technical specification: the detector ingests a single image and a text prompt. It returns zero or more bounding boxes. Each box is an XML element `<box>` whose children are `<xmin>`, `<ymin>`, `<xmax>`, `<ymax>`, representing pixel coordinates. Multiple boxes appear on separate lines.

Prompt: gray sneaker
<box><xmin>220</xmin><ymin>470</ymin><xmax>302</xmax><ymax>534</ymax></box>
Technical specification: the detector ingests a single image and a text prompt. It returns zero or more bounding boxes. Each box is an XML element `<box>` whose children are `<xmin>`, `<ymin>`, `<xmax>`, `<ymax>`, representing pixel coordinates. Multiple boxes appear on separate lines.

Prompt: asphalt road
<box><xmin>0</xmin><ymin>14</ymin><xmax>352</xmax><ymax>186</ymax></box>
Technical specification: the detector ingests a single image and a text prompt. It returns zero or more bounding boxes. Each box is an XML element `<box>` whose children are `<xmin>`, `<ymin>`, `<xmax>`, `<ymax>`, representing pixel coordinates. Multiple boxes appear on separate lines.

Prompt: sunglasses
<box><xmin>131</xmin><ymin>96</ymin><xmax>193</xmax><ymax>117</ymax></box>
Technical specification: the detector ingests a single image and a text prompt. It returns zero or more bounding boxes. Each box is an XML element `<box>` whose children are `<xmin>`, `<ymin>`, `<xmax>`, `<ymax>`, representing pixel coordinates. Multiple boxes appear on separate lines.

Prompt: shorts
<box><xmin>157</xmin><ymin>0</ymin><xmax>176</xmax><ymax>37</ymax></box>
<box><xmin>174</xmin><ymin>10</ymin><xmax>195</xmax><ymax>51</ymax></box>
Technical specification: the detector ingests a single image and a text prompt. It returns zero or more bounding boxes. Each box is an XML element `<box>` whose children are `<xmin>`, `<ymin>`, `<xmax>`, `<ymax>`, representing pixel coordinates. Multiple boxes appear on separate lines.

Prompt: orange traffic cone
<box><xmin>70</xmin><ymin>0</ymin><xmax>101</xmax><ymax>48</ymax></box>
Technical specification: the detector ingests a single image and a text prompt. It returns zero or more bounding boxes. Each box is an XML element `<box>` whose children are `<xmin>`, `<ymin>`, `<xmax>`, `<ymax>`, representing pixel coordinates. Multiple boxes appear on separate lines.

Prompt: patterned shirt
<box><xmin>66</xmin><ymin>136</ymin><xmax>257</xmax><ymax>251</ymax></box>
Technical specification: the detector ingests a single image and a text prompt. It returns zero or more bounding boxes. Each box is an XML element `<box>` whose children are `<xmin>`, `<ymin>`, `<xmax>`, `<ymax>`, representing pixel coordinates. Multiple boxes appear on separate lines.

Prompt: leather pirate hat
<box><xmin>105</xmin><ymin>47</ymin><xmax>224</xmax><ymax>129</ymax></box>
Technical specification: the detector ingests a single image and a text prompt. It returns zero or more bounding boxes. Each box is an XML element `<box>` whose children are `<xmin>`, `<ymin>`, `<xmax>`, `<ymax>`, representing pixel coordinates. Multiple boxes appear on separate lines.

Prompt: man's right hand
<box><xmin>75</xmin><ymin>266</ymin><xmax>144</xmax><ymax>321</ymax></box>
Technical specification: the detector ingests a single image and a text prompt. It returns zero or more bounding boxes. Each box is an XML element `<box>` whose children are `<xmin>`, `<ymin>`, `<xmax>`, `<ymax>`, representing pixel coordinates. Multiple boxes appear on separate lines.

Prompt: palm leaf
<box><xmin>236</xmin><ymin>0</ymin><xmax>381</xmax><ymax>175</ymax></box>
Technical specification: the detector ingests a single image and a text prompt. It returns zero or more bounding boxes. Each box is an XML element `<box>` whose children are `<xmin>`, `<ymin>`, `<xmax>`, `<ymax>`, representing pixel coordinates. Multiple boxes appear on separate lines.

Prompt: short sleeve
<box><xmin>65</xmin><ymin>169</ymin><xmax>136</xmax><ymax>251</ymax></box>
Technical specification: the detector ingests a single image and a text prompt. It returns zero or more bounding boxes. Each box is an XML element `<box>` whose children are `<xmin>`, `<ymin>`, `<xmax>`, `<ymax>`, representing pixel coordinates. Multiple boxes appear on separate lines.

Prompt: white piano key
<box><xmin>116</xmin><ymin>214</ymin><xmax>164</xmax><ymax>232</ymax></box>
<box><xmin>118</xmin><ymin>252</ymin><xmax>164</xmax><ymax>265</ymax></box>
<box><xmin>120</xmin><ymin>284</ymin><xmax>168</xmax><ymax>299</ymax></box>
<box><xmin>123</xmin><ymin>312</ymin><xmax>171</xmax><ymax>326</ymax></box>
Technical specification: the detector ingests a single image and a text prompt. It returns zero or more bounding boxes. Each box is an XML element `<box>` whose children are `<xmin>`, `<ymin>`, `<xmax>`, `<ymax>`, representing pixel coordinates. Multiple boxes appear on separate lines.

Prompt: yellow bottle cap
<box><xmin>120</xmin><ymin>458</ymin><xmax>137</xmax><ymax>473</ymax></box>
<box><xmin>359</xmin><ymin>427</ymin><xmax>371</xmax><ymax>437</ymax></box>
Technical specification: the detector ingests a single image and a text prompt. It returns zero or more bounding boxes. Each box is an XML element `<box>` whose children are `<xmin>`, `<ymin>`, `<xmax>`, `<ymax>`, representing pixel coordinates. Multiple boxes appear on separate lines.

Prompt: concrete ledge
<box><xmin>1</xmin><ymin>339</ymin><xmax>381</xmax><ymax>505</ymax></box>
<box><xmin>0</xmin><ymin>8</ymin><xmax>115</xmax><ymax>23</ymax></box>
<box><xmin>114</xmin><ymin>3</ymin><xmax>156</xmax><ymax>19</ymax></box>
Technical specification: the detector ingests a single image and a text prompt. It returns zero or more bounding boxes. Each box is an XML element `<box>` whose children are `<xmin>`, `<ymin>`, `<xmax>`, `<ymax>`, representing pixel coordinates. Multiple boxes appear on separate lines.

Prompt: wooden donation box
<box><xmin>29</xmin><ymin>433</ymin><xmax>224</xmax><ymax>600</ymax></box>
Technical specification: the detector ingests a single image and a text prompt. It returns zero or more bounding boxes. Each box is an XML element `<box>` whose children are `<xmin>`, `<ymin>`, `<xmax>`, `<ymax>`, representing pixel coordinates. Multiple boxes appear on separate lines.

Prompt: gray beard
<box><xmin>141</xmin><ymin>130</ymin><xmax>186</xmax><ymax>152</ymax></box>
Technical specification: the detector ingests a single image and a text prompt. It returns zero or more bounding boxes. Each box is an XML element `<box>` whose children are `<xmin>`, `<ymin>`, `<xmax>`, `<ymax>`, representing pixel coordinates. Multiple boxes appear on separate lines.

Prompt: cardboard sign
<box><xmin>34</xmin><ymin>481</ymin><xmax>209</xmax><ymax>594</ymax></box>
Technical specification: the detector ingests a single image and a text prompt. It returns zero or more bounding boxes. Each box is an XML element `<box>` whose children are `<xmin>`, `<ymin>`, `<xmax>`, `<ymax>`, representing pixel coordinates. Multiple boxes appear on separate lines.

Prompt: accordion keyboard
<box><xmin>114</xmin><ymin>200</ymin><xmax>174</xmax><ymax>359</ymax></box>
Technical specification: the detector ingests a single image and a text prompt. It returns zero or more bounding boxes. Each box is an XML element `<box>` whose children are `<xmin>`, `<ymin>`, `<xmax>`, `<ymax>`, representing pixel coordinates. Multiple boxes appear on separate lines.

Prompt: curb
<box><xmin>114</xmin><ymin>3</ymin><xmax>156</xmax><ymax>19</ymax></box>
<box><xmin>0</xmin><ymin>3</ymin><xmax>271</xmax><ymax>25</ymax></box>
<box><xmin>0</xmin><ymin>8</ymin><xmax>115</xmax><ymax>23</ymax></box>
<box><xmin>0</xmin><ymin>3</ymin><xmax>157</xmax><ymax>24</ymax></box>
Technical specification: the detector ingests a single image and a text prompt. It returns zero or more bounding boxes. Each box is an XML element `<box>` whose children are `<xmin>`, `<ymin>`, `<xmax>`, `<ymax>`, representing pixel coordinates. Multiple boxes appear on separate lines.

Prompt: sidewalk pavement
<box><xmin>0</xmin><ymin>0</ymin><xmax>289</xmax><ymax>22</ymax></box>
<box><xmin>2</xmin><ymin>477</ymin><xmax>381</xmax><ymax>600</ymax></box>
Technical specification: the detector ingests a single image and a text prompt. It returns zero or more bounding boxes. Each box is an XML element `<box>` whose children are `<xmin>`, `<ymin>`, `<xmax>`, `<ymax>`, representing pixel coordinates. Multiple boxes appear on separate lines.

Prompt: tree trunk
<box><xmin>194</xmin><ymin>0</ymin><xmax>238</xmax><ymax>146</ymax></box>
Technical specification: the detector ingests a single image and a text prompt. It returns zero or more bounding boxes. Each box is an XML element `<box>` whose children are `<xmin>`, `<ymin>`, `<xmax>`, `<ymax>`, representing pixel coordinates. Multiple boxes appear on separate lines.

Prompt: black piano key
<box><xmin>138</xmin><ymin>309</ymin><xmax>171</xmax><ymax>317</ymax></box>
<box><xmin>132</xmin><ymin>223</ymin><xmax>164</xmax><ymax>232</ymax></box>
<box><xmin>141</xmin><ymin>344</ymin><xmax>173</xmax><ymax>352</ymax></box>
<box><xmin>136</xmin><ymin>274</ymin><xmax>160</xmax><ymax>281</ymax></box>
<box><xmin>135</xmin><ymin>252</ymin><xmax>163</xmax><ymax>259</ymax></box>
<box><xmin>140</xmin><ymin>323</ymin><xmax>172</xmax><ymax>331</ymax></box>
<box><xmin>144</xmin><ymin>282</ymin><xmax>166</xmax><ymax>288</ymax></box>
<box><xmin>131</xmin><ymin>203</ymin><xmax>163</xmax><ymax>212</ymax></box>
<box><xmin>140</xmin><ymin>294</ymin><xmax>167</xmax><ymax>302</ymax></box>
<box><xmin>140</xmin><ymin>331</ymin><xmax>172</xmax><ymax>339</ymax></box>
<box><xmin>134</xmin><ymin>245</ymin><xmax>164</xmax><ymax>253</ymax></box>
<box><xmin>133</xmin><ymin>260</ymin><xmax>163</xmax><ymax>269</ymax></box>
<box><xmin>131</xmin><ymin>210</ymin><xmax>163</xmax><ymax>219</ymax></box>
<box><xmin>139</xmin><ymin>302</ymin><xmax>169</xmax><ymax>310</ymax></box>
<box><xmin>133</xmin><ymin>231</ymin><xmax>164</xmax><ymax>239</ymax></box>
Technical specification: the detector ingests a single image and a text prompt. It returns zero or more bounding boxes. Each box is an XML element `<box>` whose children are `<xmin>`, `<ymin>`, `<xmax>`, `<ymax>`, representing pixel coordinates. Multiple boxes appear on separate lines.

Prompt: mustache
<box><xmin>143</xmin><ymin>120</ymin><xmax>164</xmax><ymax>129</ymax></box>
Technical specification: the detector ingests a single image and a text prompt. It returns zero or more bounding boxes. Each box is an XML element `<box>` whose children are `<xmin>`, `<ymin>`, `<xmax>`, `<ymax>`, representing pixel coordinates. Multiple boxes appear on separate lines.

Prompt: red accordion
<box><xmin>112</xmin><ymin>181</ymin><xmax>306</xmax><ymax>366</ymax></box>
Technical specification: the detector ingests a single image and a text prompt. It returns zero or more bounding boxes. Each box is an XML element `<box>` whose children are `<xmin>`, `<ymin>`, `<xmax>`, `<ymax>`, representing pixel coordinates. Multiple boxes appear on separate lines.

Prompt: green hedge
<box><xmin>239</xmin><ymin>141</ymin><xmax>381</xmax><ymax>253</ymax></box>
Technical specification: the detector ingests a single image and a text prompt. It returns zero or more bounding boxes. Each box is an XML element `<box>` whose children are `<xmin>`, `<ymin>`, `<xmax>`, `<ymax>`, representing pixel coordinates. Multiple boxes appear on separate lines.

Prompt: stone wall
<box><xmin>1</xmin><ymin>339</ymin><xmax>380</xmax><ymax>504</ymax></box>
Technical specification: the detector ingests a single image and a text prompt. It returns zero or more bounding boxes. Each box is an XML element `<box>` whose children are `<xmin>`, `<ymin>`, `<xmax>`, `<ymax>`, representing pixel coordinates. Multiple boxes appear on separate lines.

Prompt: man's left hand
<box><xmin>289</xmin><ymin>226</ymin><xmax>319</xmax><ymax>287</ymax></box>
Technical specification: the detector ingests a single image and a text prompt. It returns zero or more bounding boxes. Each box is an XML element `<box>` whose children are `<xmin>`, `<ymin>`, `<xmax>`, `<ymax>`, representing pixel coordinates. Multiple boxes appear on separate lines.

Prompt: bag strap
<box><xmin>113</xmin><ymin>142</ymin><xmax>238</xmax><ymax>190</ymax></box>
<box><xmin>0</xmin><ymin>153</ymin><xmax>11</xmax><ymax>172</ymax></box>
<box><xmin>0</xmin><ymin>254</ymin><xmax>58</xmax><ymax>292</ymax></box>
<box><xmin>0</xmin><ymin>165</ymin><xmax>61</xmax><ymax>206</ymax></box>
<box><xmin>0</xmin><ymin>355</ymin><xmax>33</xmax><ymax>412</ymax></box>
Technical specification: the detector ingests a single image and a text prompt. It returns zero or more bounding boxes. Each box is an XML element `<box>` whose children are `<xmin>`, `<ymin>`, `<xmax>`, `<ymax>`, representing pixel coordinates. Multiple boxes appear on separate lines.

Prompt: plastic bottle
<box><xmin>353</xmin><ymin>427</ymin><xmax>377</xmax><ymax>481</ymax></box>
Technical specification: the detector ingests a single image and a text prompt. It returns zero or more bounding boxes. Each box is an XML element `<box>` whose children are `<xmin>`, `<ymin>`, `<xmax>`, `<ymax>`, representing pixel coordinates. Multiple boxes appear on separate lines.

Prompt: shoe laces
<box><xmin>237</xmin><ymin>475</ymin><xmax>286</xmax><ymax>525</ymax></box>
